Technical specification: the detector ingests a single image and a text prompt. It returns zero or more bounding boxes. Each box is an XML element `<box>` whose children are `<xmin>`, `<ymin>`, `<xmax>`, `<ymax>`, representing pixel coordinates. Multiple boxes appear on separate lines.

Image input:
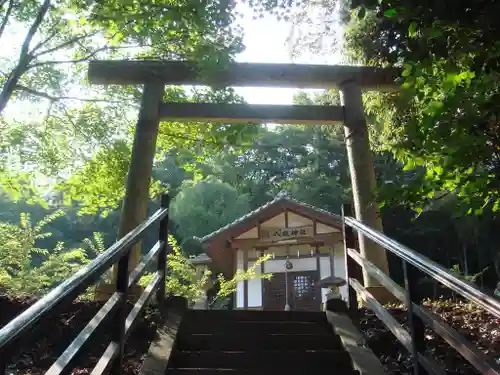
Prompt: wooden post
<box><xmin>230</xmin><ymin>241</ymin><xmax>237</xmax><ymax>310</ymax></box>
<box><xmin>315</xmin><ymin>245</ymin><xmax>321</xmax><ymax>273</ymax></box>
<box><xmin>117</xmin><ymin>83</ymin><xmax>164</xmax><ymax>268</ymax></box>
<box><xmin>403</xmin><ymin>260</ymin><xmax>427</xmax><ymax>375</ymax></box>
<box><xmin>342</xmin><ymin>204</ymin><xmax>363</xmax><ymax>324</ymax></box>
<box><xmin>93</xmin><ymin>84</ymin><xmax>164</xmax><ymax>301</ymax></box>
<box><xmin>329</xmin><ymin>244</ymin><xmax>335</xmax><ymax>277</ymax></box>
<box><xmin>243</xmin><ymin>249</ymin><xmax>249</xmax><ymax>310</ymax></box>
<box><xmin>340</xmin><ymin>80</ymin><xmax>391</xmax><ymax>302</ymax></box>
<box><xmin>110</xmin><ymin>241</ymin><xmax>131</xmax><ymax>375</ymax></box>
<box><xmin>157</xmin><ymin>194</ymin><xmax>170</xmax><ymax>317</ymax></box>
<box><xmin>94</xmin><ymin>83</ymin><xmax>164</xmax><ymax>300</ymax></box>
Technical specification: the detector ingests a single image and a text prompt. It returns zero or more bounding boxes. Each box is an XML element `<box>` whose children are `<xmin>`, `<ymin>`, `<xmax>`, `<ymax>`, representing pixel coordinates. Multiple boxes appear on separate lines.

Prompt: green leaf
<box><xmin>433</xmin><ymin>165</ymin><xmax>444</xmax><ymax>175</ymax></box>
<box><xmin>403</xmin><ymin>158</ymin><xmax>415</xmax><ymax>171</ymax></box>
<box><xmin>357</xmin><ymin>7</ymin><xmax>366</xmax><ymax>19</ymax></box>
<box><xmin>402</xmin><ymin>63</ymin><xmax>413</xmax><ymax>76</ymax></box>
<box><xmin>430</xmin><ymin>28</ymin><xmax>443</xmax><ymax>37</ymax></box>
<box><xmin>408</xmin><ymin>22</ymin><xmax>417</xmax><ymax>37</ymax></box>
<box><xmin>384</xmin><ymin>8</ymin><xmax>397</xmax><ymax>17</ymax></box>
<box><xmin>424</xmin><ymin>101</ymin><xmax>444</xmax><ymax>115</ymax></box>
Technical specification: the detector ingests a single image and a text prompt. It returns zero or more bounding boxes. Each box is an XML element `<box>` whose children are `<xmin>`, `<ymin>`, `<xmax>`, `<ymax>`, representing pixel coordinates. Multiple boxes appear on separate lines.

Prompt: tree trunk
<box><xmin>340</xmin><ymin>80</ymin><xmax>391</xmax><ymax>290</ymax></box>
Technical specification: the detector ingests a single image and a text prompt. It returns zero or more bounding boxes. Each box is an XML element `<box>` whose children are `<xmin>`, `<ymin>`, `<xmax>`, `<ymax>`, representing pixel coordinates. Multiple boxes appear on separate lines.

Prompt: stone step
<box><xmin>167</xmin><ymin>369</ymin><xmax>361</xmax><ymax>375</ymax></box>
<box><xmin>168</xmin><ymin>349</ymin><xmax>353</xmax><ymax>370</ymax></box>
<box><xmin>175</xmin><ymin>332</ymin><xmax>342</xmax><ymax>351</ymax></box>
<box><xmin>183</xmin><ymin>310</ymin><xmax>327</xmax><ymax>322</ymax></box>
<box><xmin>179</xmin><ymin>320</ymin><xmax>331</xmax><ymax>335</ymax></box>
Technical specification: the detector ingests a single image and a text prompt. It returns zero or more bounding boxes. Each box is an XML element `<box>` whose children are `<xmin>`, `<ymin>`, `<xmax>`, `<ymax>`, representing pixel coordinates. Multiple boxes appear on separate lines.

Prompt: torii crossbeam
<box><xmin>88</xmin><ymin>60</ymin><xmax>400</xmax><ymax>90</ymax></box>
<box><xmin>87</xmin><ymin>60</ymin><xmax>401</xmax><ymax>303</ymax></box>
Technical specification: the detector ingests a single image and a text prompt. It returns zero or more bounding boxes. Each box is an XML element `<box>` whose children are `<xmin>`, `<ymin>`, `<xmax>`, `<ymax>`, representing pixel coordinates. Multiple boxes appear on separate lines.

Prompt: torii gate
<box><xmin>87</xmin><ymin>60</ymin><xmax>400</xmax><ymax>302</ymax></box>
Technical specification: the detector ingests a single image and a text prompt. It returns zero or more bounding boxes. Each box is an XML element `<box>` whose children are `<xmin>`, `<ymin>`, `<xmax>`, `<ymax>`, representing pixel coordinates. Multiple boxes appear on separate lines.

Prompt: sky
<box><xmin>232</xmin><ymin>3</ymin><xmax>342</xmax><ymax>105</ymax></box>
<box><xmin>0</xmin><ymin>3</ymin><xmax>343</xmax><ymax>121</ymax></box>
<box><xmin>233</xmin><ymin>5</ymin><xmax>298</xmax><ymax>105</ymax></box>
<box><xmin>0</xmin><ymin>2</ymin><xmax>345</xmax><ymax>125</ymax></box>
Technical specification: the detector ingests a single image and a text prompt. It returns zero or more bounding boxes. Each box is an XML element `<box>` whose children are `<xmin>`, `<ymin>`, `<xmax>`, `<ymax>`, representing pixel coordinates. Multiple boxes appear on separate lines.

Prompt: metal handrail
<box><xmin>0</xmin><ymin>194</ymin><xmax>171</xmax><ymax>375</ymax></box>
<box><xmin>344</xmin><ymin>216</ymin><xmax>500</xmax><ymax>318</ymax></box>
<box><xmin>343</xmin><ymin>204</ymin><xmax>500</xmax><ymax>375</ymax></box>
<box><xmin>0</xmin><ymin>207</ymin><xmax>168</xmax><ymax>348</ymax></box>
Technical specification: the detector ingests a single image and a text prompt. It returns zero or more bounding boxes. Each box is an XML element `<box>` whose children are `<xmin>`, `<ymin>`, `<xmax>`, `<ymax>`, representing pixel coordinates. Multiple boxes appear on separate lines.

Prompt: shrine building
<box><xmin>195</xmin><ymin>193</ymin><xmax>347</xmax><ymax>311</ymax></box>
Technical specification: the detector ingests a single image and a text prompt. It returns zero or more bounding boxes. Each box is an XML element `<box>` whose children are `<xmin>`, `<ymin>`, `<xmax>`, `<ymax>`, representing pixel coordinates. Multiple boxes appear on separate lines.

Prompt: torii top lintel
<box><xmin>87</xmin><ymin>60</ymin><xmax>401</xmax><ymax>91</ymax></box>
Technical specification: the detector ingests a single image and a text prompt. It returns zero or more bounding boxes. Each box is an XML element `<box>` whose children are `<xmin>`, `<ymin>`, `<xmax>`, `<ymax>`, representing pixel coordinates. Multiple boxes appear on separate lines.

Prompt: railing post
<box><xmin>342</xmin><ymin>203</ymin><xmax>363</xmax><ymax>325</ymax></box>
<box><xmin>110</xmin><ymin>243</ymin><xmax>131</xmax><ymax>375</ymax></box>
<box><xmin>403</xmin><ymin>260</ymin><xmax>427</xmax><ymax>375</ymax></box>
<box><xmin>157</xmin><ymin>193</ymin><xmax>170</xmax><ymax>317</ymax></box>
<box><xmin>0</xmin><ymin>346</ymin><xmax>9</xmax><ymax>375</ymax></box>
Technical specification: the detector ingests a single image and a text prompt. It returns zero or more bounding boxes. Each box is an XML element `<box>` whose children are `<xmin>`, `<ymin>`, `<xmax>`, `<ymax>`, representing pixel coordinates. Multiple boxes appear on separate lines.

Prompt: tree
<box><xmin>287</xmin><ymin>0</ymin><xmax>500</xmax><ymax>214</ymax></box>
<box><xmin>48</xmin><ymin>87</ymin><xmax>259</xmax><ymax>217</ymax></box>
<box><xmin>196</xmin><ymin>89</ymin><xmax>349</xmax><ymax>212</ymax></box>
<box><xmin>198</xmin><ymin>121</ymin><xmax>350</xmax><ymax>213</ymax></box>
<box><xmin>343</xmin><ymin>1</ymin><xmax>500</xmax><ymax>214</ymax></box>
<box><xmin>0</xmin><ymin>209</ymin><xmax>273</xmax><ymax>301</ymax></box>
<box><xmin>0</xmin><ymin>0</ymin><xmax>244</xmax><ymax>114</ymax></box>
<box><xmin>139</xmin><ymin>235</ymin><xmax>272</xmax><ymax>306</ymax></box>
<box><xmin>170</xmin><ymin>177</ymin><xmax>252</xmax><ymax>255</ymax></box>
<box><xmin>0</xmin><ymin>210</ymin><xmax>102</xmax><ymax>296</ymax></box>
<box><xmin>287</xmin><ymin>0</ymin><xmax>345</xmax><ymax>60</ymax></box>
<box><xmin>0</xmin><ymin>0</ymin><xmax>258</xmax><ymax>212</ymax></box>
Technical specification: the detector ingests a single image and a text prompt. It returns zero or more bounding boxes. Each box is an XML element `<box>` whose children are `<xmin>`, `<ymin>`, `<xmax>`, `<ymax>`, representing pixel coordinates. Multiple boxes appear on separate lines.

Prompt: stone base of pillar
<box><xmin>165</xmin><ymin>295</ymin><xmax>189</xmax><ymax>311</ymax></box>
<box><xmin>193</xmin><ymin>295</ymin><xmax>208</xmax><ymax>310</ymax></box>
<box><xmin>93</xmin><ymin>283</ymin><xmax>144</xmax><ymax>302</ymax></box>
<box><xmin>324</xmin><ymin>297</ymin><xmax>349</xmax><ymax>313</ymax></box>
<box><xmin>364</xmin><ymin>285</ymin><xmax>399</xmax><ymax>305</ymax></box>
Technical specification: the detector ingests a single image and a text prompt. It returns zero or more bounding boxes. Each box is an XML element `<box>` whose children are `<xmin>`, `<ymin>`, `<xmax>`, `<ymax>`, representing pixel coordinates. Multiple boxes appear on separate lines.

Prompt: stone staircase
<box><xmin>165</xmin><ymin>309</ymin><xmax>361</xmax><ymax>375</ymax></box>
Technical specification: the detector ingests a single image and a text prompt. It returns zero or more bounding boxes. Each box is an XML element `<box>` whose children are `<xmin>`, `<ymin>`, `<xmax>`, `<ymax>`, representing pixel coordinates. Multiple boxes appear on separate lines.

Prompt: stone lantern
<box><xmin>191</xmin><ymin>253</ymin><xmax>213</xmax><ymax>309</ymax></box>
<box><xmin>318</xmin><ymin>275</ymin><xmax>347</xmax><ymax>312</ymax></box>
<box><xmin>191</xmin><ymin>253</ymin><xmax>213</xmax><ymax>289</ymax></box>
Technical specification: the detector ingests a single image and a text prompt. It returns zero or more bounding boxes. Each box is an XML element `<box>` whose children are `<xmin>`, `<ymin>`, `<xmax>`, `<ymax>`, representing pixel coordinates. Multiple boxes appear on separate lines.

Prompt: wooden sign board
<box><xmin>262</xmin><ymin>226</ymin><xmax>314</xmax><ymax>242</ymax></box>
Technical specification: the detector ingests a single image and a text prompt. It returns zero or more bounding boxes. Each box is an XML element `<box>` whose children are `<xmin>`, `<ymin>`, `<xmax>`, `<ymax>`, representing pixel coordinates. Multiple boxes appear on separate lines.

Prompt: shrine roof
<box><xmin>194</xmin><ymin>194</ymin><xmax>342</xmax><ymax>245</ymax></box>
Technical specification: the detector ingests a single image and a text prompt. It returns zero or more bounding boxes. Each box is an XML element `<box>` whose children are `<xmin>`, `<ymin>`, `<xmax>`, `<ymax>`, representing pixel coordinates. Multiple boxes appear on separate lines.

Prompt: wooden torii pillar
<box><xmin>87</xmin><ymin>60</ymin><xmax>400</xmax><ymax>302</ymax></box>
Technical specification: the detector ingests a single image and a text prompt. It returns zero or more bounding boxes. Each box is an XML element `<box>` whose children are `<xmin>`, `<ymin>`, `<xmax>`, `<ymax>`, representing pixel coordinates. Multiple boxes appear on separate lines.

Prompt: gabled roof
<box><xmin>194</xmin><ymin>194</ymin><xmax>342</xmax><ymax>245</ymax></box>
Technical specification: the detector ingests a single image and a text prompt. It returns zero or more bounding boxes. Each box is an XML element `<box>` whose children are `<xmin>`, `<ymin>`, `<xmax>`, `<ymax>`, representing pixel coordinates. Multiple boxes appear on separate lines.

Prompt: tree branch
<box><xmin>28</xmin><ymin>58</ymin><xmax>88</xmax><ymax>67</ymax></box>
<box><xmin>0</xmin><ymin>0</ymin><xmax>51</xmax><ymax>114</ymax></box>
<box><xmin>0</xmin><ymin>0</ymin><xmax>7</xmax><ymax>9</ymax></box>
<box><xmin>30</xmin><ymin>27</ymin><xmax>138</xmax><ymax>69</ymax></box>
<box><xmin>0</xmin><ymin>0</ymin><xmax>14</xmax><ymax>40</ymax></box>
<box><xmin>33</xmin><ymin>31</ymin><xmax>98</xmax><ymax>58</ymax></box>
<box><xmin>28</xmin><ymin>42</ymin><xmax>114</xmax><ymax>68</ymax></box>
<box><xmin>16</xmin><ymin>84</ymin><xmax>138</xmax><ymax>105</ymax></box>
<box><xmin>29</xmin><ymin>22</ymin><xmax>62</xmax><ymax>54</ymax></box>
<box><xmin>21</xmin><ymin>0</ymin><xmax>50</xmax><ymax>58</ymax></box>
<box><xmin>60</xmin><ymin>103</ymin><xmax>78</xmax><ymax>135</ymax></box>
